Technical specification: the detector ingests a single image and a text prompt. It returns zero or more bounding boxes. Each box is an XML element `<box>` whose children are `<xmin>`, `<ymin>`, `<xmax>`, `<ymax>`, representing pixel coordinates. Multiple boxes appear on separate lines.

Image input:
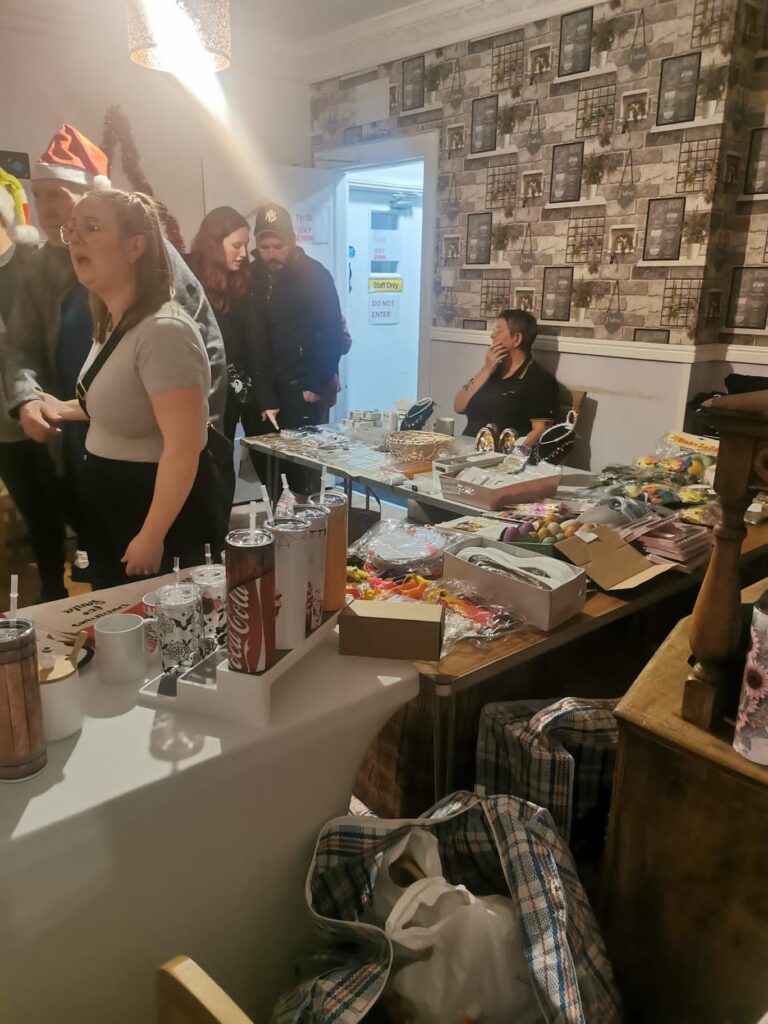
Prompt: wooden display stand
<box><xmin>603</xmin><ymin>579</ymin><xmax>768</xmax><ymax>1023</ymax></box>
<box><xmin>685</xmin><ymin>391</ymin><xmax>768</xmax><ymax>730</ymax></box>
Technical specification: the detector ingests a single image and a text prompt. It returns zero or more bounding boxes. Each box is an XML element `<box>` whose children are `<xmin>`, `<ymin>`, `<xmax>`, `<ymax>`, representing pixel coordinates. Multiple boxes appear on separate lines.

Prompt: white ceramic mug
<box><xmin>40</xmin><ymin>671</ymin><xmax>83</xmax><ymax>742</ymax></box>
<box><xmin>95</xmin><ymin>613</ymin><xmax>156</xmax><ymax>686</ymax></box>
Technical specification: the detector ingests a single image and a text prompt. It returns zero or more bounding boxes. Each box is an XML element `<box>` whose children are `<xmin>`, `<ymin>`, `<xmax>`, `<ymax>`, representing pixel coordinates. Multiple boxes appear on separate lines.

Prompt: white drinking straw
<box><xmin>9</xmin><ymin>574</ymin><xmax>18</xmax><ymax>620</ymax></box>
<box><xmin>204</xmin><ymin>543</ymin><xmax>212</xmax><ymax>567</ymax></box>
<box><xmin>173</xmin><ymin>557</ymin><xmax>180</xmax><ymax>588</ymax></box>
<box><xmin>260</xmin><ymin>485</ymin><xmax>274</xmax><ymax>525</ymax></box>
<box><xmin>249</xmin><ymin>500</ymin><xmax>258</xmax><ymax>541</ymax></box>
<box><xmin>320</xmin><ymin>465</ymin><xmax>328</xmax><ymax>497</ymax></box>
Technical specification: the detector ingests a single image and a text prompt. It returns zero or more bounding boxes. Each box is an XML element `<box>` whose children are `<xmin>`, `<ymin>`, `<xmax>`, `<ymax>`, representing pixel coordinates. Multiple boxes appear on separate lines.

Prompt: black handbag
<box><xmin>530</xmin><ymin>410</ymin><xmax>578</xmax><ymax>466</ymax></box>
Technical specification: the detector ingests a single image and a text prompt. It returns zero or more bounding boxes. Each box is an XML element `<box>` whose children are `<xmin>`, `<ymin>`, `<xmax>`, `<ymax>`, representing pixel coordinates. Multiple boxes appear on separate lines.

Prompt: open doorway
<box><xmin>337</xmin><ymin>160</ymin><xmax>425</xmax><ymax>420</ymax></box>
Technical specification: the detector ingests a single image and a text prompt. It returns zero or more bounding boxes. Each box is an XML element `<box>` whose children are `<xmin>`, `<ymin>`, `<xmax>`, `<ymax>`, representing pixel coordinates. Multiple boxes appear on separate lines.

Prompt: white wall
<box><xmin>0</xmin><ymin>0</ymin><xmax>311</xmax><ymax>245</ymax></box>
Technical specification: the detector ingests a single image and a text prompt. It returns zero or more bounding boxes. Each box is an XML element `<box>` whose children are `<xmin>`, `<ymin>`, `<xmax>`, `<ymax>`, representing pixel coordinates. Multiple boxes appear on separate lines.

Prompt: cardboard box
<box><xmin>555</xmin><ymin>525</ymin><xmax>672</xmax><ymax>590</ymax></box>
<box><xmin>339</xmin><ymin>601</ymin><xmax>444</xmax><ymax>661</ymax></box>
<box><xmin>439</xmin><ymin>461</ymin><xmax>561</xmax><ymax>511</ymax></box>
<box><xmin>443</xmin><ymin>537</ymin><xmax>587</xmax><ymax>632</ymax></box>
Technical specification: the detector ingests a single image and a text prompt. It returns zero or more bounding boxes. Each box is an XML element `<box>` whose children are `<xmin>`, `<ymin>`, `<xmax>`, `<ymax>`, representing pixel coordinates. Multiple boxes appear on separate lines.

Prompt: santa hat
<box><xmin>0</xmin><ymin>169</ymin><xmax>39</xmax><ymax>244</ymax></box>
<box><xmin>32</xmin><ymin>123</ymin><xmax>111</xmax><ymax>190</ymax></box>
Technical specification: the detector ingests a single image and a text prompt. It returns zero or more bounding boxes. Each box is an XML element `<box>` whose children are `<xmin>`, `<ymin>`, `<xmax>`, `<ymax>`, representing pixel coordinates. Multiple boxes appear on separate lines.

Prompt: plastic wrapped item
<box><xmin>423</xmin><ymin>578</ymin><xmax>520</xmax><ymax>652</ymax></box>
<box><xmin>352</xmin><ymin>521</ymin><xmax>452</xmax><ymax>577</ymax></box>
<box><xmin>384</xmin><ymin>877</ymin><xmax>542</xmax><ymax>1024</ymax></box>
<box><xmin>275</xmin><ymin>474</ymin><xmax>296</xmax><ymax>518</ymax></box>
<box><xmin>369</xmin><ymin>829</ymin><xmax>443</xmax><ymax>925</ymax></box>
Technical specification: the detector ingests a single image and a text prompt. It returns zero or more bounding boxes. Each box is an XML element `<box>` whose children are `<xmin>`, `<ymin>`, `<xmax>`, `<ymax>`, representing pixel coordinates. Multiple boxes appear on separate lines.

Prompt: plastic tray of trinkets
<box><xmin>138</xmin><ymin>608</ymin><xmax>344</xmax><ymax>728</ymax></box>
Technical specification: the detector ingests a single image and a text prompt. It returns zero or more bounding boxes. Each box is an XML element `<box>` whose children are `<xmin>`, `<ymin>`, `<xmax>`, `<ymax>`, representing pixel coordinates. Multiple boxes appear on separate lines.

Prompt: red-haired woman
<box><xmin>188</xmin><ymin>206</ymin><xmax>263</xmax><ymax>441</ymax></box>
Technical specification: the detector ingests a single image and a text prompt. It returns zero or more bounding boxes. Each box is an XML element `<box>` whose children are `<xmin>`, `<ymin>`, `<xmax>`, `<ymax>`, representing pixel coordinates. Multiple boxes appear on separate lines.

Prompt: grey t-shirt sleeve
<box><xmin>134</xmin><ymin>316</ymin><xmax>210</xmax><ymax>397</ymax></box>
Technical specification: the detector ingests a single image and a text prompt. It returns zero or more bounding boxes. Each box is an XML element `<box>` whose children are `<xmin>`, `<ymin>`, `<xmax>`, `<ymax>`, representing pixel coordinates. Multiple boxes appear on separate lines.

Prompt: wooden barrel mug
<box><xmin>0</xmin><ymin>619</ymin><xmax>47</xmax><ymax>781</ymax></box>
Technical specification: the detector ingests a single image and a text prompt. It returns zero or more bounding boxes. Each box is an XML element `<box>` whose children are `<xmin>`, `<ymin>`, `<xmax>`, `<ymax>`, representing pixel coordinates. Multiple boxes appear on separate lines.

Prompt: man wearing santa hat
<box><xmin>0</xmin><ymin>172</ymin><xmax>67</xmax><ymax>601</ymax></box>
<box><xmin>0</xmin><ymin>124</ymin><xmax>227</xmax><ymax>598</ymax></box>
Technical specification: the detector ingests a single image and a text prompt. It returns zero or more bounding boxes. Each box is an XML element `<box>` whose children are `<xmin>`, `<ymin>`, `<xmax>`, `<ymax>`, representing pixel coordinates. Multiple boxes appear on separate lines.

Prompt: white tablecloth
<box><xmin>0</xmin><ymin>587</ymin><xmax>419</xmax><ymax>1022</ymax></box>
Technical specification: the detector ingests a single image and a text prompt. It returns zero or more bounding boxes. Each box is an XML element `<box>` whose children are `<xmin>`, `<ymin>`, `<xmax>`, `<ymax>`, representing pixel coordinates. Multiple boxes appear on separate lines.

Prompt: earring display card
<box><xmin>745</xmin><ymin>128</ymin><xmax>768</xmax><ymax>195</ymax></box>
<box><xmin>465</xmin><ymin>212</ymin><xmax>493</xmax><ymax>265</ymax></box>
<box><xmin>656</xmin><ymin>52</ymin><xmax>701</xmax><ymax>126</ymax></box>
<box><xmin>541</xmin><ymin>266</ymin><xmax>574</xmax><ymax>321</ymax></box>
<box><xmin>559</xmin><ymin>7</ymin><xmax>593</xmax><ymax>76</ymax></box>
<box><xmin>643</xmin><ymin>197</ymin><xmax>686</xmax><ymax>261</ymax></box>
<box><xmin>470</xmin><ymin>95</ymin><xmax>499</xmax><ymax>154</ymax></box>
<box><xmin>726</xmin><ymin>267</ymin><xmax>768</xmax><ymax>330</ymax></box>
<box><xmin>402</xmin><ymin>55</ymin><xmax>426</xmax><ymax>112</ymax></box>
<box><xmin>550</xmin><ymin>142</ymin><xmax>584</xmax><ymax>203</ymax></box>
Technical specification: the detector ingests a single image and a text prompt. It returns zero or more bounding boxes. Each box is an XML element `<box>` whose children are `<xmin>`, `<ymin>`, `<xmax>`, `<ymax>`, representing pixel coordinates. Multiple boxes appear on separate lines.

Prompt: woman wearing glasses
<box><xmin>35</xmin><ymin>190</ymin><xmax>225</xmax><ymax>587</ymax></box>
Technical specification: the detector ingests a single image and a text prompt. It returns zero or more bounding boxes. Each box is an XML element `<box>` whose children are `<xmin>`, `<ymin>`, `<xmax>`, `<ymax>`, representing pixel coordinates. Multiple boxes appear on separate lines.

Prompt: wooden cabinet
<box><xmin>602</xmin><ymin>582</ymin><xmax>768</xmax><ymax>1024</ymax></box>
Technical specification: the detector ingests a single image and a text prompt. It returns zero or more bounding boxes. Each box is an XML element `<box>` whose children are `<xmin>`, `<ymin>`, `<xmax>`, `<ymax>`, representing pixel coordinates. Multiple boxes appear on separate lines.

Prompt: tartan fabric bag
<box><xmin>271</xmin><ymin>791</ymin><xmax>622</xmax><ymax>1024</ymax></box>
<box><xmin>475</xmin><ymin>697</ymin><xmax>619</xmax><ymax>843</ymax></box>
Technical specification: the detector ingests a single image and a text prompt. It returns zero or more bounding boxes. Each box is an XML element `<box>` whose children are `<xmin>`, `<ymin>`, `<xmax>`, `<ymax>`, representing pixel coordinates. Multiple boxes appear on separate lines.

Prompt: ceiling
<box><xmin>237</xmin><ymin>0</ymin><xmax>422</xmax><ymax>41</ymax></box>
<box><xmin>0</xmin><ymin>0</ymin><xmax>424</xmax><ymax>44</ymax></box>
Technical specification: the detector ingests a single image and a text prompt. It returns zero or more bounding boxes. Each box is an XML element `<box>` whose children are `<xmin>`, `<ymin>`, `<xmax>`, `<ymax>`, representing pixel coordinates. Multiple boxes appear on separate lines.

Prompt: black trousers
<box><xmin>0</xmin><ymin>439</ymin><xmax>68</xmax><ymax>600</ymax></box>
<box><xmin>223</xmin><ymin>395</ymin><xmax>269</xmax><ymax>483</ymax></box>
<box><xmin>275</xmin><ymin>382</ymin><xmax>323</xmax><ymax>497</ymax></box>
<box><xmin>82</xmin><ymin>448</ymin><xmax>228</xmax><ymax>591</ymax></box>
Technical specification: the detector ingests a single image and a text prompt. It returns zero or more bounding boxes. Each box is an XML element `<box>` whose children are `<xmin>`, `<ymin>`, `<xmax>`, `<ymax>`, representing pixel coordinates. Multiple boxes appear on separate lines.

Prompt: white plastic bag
<box><xmin>370</xmin><ymin>828</ymin><xmax>442</xmax><ymax>925</ymax></box>
<box><xmin>384</xmin><ymin>877</ymin><xmax>543</xmax><ymax>1024</ymax></box>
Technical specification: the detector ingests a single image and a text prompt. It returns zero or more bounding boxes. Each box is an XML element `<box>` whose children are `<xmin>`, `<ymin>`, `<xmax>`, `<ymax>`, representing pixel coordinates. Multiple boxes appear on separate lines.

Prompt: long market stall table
<box><xmin>368</xmin><ymin>521</ymin><xmax>768</xmax><ymax>810</ymax></box>
<box><xmin>0</xmin><ymin>582</ymin><xmax>419</xmax><ymax>1024</ymax></box>
<box><xmin>242</xmin><ymin>430</ymin><xmax>596</xmax><ymax>521</ymax></box>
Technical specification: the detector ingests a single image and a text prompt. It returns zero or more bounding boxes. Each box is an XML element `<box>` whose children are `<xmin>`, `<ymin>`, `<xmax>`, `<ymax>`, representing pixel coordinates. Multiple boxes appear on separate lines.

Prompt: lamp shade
<box><xmin>126</xmin><ymin>0</ymin><xmax>231</xmax><ymax>72</ymax></box>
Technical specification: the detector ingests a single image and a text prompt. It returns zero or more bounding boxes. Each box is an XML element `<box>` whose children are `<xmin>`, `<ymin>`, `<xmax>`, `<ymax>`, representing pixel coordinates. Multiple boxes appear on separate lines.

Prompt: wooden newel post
<box><xmin>684</xmin><ymin>392</ymin><xmax>768</xmax><ymax>731</ymax></box>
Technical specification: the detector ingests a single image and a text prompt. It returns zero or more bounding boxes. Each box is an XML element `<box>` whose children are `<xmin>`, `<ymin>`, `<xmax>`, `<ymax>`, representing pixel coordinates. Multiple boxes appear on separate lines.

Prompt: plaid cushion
<box><xmin>271</xmin><ymin>791</ymin><xmax>622</xmax><ymax>1024</ymax></box>
<box><xmin>476</xmin><ymin>698</ymin><xmax>619</xmax><ymax>842</ymax></box>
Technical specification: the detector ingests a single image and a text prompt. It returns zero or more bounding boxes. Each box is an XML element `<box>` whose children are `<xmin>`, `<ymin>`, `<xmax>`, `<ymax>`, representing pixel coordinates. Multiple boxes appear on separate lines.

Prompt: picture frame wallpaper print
<box><xmin>656</xmin><ymin>52</ymin><xmax>701</xmax><ymax>126</ymax></box>
<box><xmin>726</xmin><ymin>267</ymin><xmax>768</xmax><ymax>330</ymax></box>
<box><xmin>559</xmin><ymin>8</ymin><xmax>593</xmax><ymax>77</ymax></box>
<box><xmin>446</xmin><ymin>124</ymin><xmax>466</xmax><ymax>154</ymax></box>
<box><xmin>470</xmin><ymin>95</ymin><xmax>499</xmax><ymax>155</ymax></box>
<box><xmin>0</xmin><ymin>150</ymin><xmax>30</xmax><ymax>179</ymax></box>
<box><xmin>550</xmin><ymin>141</ymin><xmax>584</xmax><ymax>203</ymax></box>
<box><xmin>643</xmin><ymin>197</ymin><xmax>686</xmax><ymax>260</ymax></box>
<box><xmin>541</xmin><ymin>266</ymin><xmax>574</xmax><ymax>321</ymax></box>
<box><xmin>745</xmin><ymin>128</ymin><xmax>768</xmax><ymax>195</ymax></box>
<box><xmin>465</xmin><ymin>212</ymin><xmax>493</xmax><ymax>265</ymax></box>
<box><xmin>634</xmin><ymin>328</ymin><xmax>671</xmax><ymax>343</ymax></box>
<box><xmin>402</xmin><ymin>55</ymin><xmax>426</xmax><ymax>112</ymax></box>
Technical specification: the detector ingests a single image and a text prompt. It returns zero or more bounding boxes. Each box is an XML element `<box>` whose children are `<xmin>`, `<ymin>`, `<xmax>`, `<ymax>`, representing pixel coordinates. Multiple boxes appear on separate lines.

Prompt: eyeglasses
<box><xmin>59</xmin><ymin>220</ymin><xmax>104</xmax><ymax>246</ymax></box>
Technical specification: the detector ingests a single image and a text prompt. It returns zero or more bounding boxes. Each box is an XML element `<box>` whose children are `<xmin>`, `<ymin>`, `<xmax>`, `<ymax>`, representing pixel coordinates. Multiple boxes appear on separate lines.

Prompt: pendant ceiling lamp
<box><xmin>126</xmin><ymin>0</ymin><xmax>231</xmax><ymax>72</ymax></box>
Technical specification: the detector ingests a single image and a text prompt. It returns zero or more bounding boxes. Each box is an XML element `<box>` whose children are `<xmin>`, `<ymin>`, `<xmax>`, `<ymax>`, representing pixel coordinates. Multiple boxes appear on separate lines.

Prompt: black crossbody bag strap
<box><xmin>76</xmin><ymin>321</ymin><xmax>130</xmax><ymax>416</ymax></box>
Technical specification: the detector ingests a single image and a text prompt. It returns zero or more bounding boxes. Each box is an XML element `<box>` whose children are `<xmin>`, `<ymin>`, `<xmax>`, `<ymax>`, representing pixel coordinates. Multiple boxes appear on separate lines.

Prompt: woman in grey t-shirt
<box><xmin>35</xmin><ymin>190</ymin><xmax>226</xmax><ymax>587</ymax></box>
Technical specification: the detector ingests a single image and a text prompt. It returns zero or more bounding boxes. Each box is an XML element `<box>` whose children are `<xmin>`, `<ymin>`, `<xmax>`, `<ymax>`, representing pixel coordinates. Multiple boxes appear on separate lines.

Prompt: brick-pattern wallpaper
<box><xmin>311</xmin><ymin>0</ymin><xmax>768</xmax><ymax>345</ymax></box>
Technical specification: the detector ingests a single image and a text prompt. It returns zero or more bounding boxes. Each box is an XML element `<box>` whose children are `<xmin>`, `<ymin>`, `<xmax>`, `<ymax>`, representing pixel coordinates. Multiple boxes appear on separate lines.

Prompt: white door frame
<box><xmin>314</xmin><ymin>132</ymin><xmax>439</xmax><ymax>404</ymax></box>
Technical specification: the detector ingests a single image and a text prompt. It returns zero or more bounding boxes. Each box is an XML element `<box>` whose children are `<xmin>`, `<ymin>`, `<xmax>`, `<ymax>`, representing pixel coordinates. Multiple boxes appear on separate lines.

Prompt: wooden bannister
<box><xmin>684</xmin><ymin>390</ymin><xmax>768</xmax><ymax>730</ymax></box>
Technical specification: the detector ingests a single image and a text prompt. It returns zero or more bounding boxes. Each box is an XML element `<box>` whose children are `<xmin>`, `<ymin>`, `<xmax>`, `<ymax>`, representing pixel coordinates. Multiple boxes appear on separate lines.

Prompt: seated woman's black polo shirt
<box><xmin>462</xmin><ymin>357</ymin><xmax>560</xmax><ymax>438</ymax></box>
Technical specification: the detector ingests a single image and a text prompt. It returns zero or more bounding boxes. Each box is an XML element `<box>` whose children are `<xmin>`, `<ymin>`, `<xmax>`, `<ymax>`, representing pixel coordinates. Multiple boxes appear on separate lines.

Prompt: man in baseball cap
<box><xmin>251</xmin><ymin>201</ymin><xmax>346</xmax><ymax>493</ymax></box>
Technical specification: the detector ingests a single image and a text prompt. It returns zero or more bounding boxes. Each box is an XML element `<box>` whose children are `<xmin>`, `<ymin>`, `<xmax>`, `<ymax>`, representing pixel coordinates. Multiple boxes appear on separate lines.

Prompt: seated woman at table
<box><xmin>454</xmin><ymin>308</ymin><xmax>560</xmax><ymax>448</ymax></box>
<box><xmin>34</xmin><ymin>189</ymin><xmax>227</xmax><ymax>588</ymax></box>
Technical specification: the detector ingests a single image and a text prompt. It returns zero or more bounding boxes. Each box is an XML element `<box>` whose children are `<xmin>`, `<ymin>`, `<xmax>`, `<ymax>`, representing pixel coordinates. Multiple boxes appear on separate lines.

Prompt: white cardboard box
<box><xmin>443</xmin><ymin>536</ymin><xmax>587</xmax><ymax>631</ymax></box>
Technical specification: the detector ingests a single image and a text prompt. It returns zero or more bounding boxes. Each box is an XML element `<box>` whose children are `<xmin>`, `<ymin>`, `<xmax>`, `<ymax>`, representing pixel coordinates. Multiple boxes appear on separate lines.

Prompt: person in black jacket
<box><xmin>188</xmin><ymin>205</ymin><xmax>265</xmax><ymax>442</ymax></box>
<box><xmin>250</xmin><ymin>202</ymin><xmax>345</xmax><ymax>492</ymax></box>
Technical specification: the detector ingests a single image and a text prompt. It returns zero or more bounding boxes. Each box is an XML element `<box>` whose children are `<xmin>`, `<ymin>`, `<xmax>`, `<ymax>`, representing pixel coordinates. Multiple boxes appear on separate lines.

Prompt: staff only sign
<box><xmin>368</xmin><ymin>276</ymin><xmax>403</xmax><ymax>325</ymax></box>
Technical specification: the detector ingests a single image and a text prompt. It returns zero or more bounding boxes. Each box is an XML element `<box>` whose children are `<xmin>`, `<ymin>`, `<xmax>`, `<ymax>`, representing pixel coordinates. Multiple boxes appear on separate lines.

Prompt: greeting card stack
<box><xmin>621</xmin><ymin>518</ymin><xmax>713</xmax><ymax>573</ymax></box>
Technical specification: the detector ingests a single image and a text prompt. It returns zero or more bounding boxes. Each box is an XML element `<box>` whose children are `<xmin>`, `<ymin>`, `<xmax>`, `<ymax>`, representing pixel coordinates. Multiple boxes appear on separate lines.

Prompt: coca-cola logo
<box><xmin>227</xmin><ymin>582</ymin><xmax>260</xmax><ymax>671</ymax></box>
